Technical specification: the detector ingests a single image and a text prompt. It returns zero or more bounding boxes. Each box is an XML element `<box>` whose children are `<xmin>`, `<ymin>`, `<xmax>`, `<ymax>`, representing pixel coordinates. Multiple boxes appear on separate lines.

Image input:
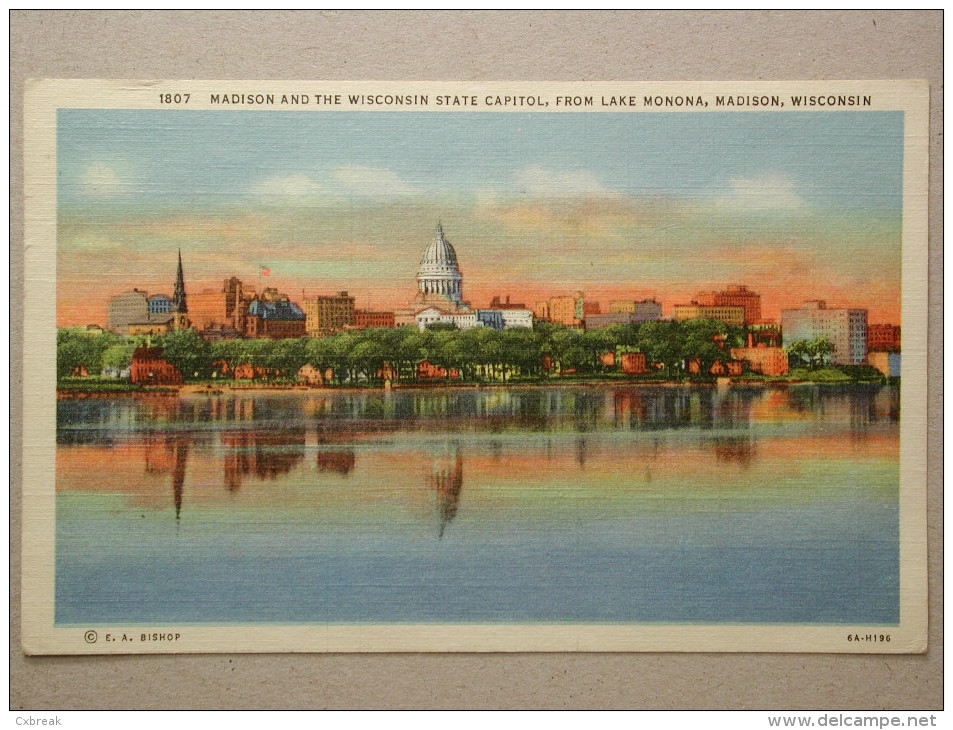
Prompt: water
<box><xmin>55</xmin><ymin>384</ymin><xmax>900</xmax><ymax>625</ymax></box>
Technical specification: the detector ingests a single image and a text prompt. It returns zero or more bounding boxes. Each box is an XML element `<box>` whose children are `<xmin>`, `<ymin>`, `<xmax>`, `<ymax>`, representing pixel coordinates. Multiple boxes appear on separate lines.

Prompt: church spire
<box><xmin>172</xmin><ymin>249</ymin><xmax>187</xmax><ymax>314</ymax></box>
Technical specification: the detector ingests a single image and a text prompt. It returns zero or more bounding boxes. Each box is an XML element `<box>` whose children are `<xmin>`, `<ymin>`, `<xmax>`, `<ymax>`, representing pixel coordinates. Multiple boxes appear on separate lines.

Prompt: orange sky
<box><xmin>57</xmin><ymin>272</ymin><xmax>902</xmax><ymax>328</ymax></box>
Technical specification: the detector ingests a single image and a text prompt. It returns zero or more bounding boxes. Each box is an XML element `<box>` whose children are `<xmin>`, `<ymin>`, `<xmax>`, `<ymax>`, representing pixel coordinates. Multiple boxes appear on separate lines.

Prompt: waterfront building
<box><xmin>687</xmin><ymin>357</ymin><xmax>744</xmax><ymax>377</ymax></box>
<box><xmin>607</xmin><ymin>299</ymin><xmax>663</xmax><ymax>321</ymax></box>
<box><xmin>695</xmin><ymin>285</ymin><xmax>761</xmax><ymax>325</ymax></box>
<box><xmin>867</xmin><ymin>324</ymin><xmax>901</xmax><ymax>352</ymax></box>
<box><xmin>780</xmin><ymin>300</ymin><xmax>868</xmax><ymax>366</ymax></box>
<box><xmin>672</xmin><ymin>303</ymin><xmax>746</xmax><ymax>327</ymax></box>
<box><xmin>304</xmin><ymin>291</ymin><xmax>355</xmax><ymax>337</ymax></box>
<box><xmin>107</xmin><ymin>289</ymin><xmax>150</xmax><ymax>335</ymax></box>
<box><xmin>130</xmin><ymin>347</ymin><xmax>183</xmax><ymax>385</ymax></box>
<box><xmin>619</xmin><ymin>352</ymin><xmax>649</xmax><ymax>375</ymax></box>
<box><xmin>730</xmin><ymin>334</ymin><xmax>789</xmax><ymax>376</ymax></box>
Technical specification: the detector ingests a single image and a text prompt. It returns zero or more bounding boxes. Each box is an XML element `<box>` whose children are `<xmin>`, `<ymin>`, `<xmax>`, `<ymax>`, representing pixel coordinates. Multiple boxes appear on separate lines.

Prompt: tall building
<box><xmin>780</xmin><ymin>300</ymin><xmax>868</xmax><ymax>365</ymax></box>
<box><xmin>304</xmin><ymin>291</ymin><xmax>355</xmax><ymax>337</ymax></box>
<box><xmin>695</xmin><ymin>285</ymin><xmax>761</xmax><ymax>325</ymax></box>
<box><xmin>107</xmin><ymin>289</ymin><xmax>150</xmax><ymax>335</ymax></box>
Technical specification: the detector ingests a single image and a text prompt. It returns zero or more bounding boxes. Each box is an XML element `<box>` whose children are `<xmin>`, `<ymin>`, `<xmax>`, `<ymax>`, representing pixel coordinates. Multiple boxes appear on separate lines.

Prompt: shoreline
<box><xmin>56</xmin><ymin>377</ymin><xmax>891</xmax><ymax>398</ymax></box>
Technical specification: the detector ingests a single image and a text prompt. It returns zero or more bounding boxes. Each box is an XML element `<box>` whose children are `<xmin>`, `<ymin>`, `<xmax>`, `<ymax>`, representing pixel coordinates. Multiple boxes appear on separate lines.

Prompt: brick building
<box><xmin>130</xmin><ymin>347</ymin><xmax>183</xmax><ymax>385</ymax></box>
<box><xmin>352</xmin><ymin>310</ymin><xmax>396</xmax><ymax>329</ymax></box>
<box><xmin>189</xmin><ymin>277</ymin><xmax>255</xmax><ymax>334</ymax></box>
<box><xmin>694</xmin><ymin>285</ymin><xmax>761</xmax><ymax>325</ymax></box>
<box><xmin>867</xmin><ymin>324</ymin><xmax>901</xmax><ymax>352</ymax></box>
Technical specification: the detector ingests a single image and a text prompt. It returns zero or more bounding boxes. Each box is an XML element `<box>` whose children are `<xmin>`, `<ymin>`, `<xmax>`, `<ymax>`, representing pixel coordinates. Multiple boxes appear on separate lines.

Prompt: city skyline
<box><xmin>57</xmin><ymin>110</ymin><xmax>903</xmax><ymax>326</ymax></box>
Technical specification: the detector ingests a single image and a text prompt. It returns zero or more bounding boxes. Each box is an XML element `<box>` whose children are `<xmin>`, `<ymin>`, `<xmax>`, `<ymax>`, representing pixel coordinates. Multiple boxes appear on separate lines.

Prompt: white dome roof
<box><xmin>419</xmin><ymin>223</ymin><xmax>459</xmax><ymax>269</ymax></box>
<box><xmin>416</xmin><ymin>224</ymin><xmax>463</xmax><ymax>303</ymax></box>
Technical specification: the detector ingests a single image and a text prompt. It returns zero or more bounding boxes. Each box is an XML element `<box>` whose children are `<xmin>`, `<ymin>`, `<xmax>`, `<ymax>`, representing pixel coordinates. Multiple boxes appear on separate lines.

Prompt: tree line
<box><xmin>56</xmin><ymin>319</ymin><xmax>761</xmax><ymax>384</ymax></box>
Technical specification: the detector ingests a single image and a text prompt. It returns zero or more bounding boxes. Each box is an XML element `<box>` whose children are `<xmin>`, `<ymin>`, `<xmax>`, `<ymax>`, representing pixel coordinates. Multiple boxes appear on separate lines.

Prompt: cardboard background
<box><xmin>10</xmin><ymin>10</ymin><xmax>943</xmax><ymax>709</ymax></box>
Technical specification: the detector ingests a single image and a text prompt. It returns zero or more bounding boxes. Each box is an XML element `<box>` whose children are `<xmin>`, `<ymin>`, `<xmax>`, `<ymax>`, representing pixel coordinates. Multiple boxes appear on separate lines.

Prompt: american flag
<box><xmin>260</xmin><ymin>266</ymin><xmax>271</xmax><ymax>276</ymax></box>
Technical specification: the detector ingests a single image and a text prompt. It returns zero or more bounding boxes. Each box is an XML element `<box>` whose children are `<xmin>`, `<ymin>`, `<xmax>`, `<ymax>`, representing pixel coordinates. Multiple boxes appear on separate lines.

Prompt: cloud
<box><xmin>332</xmin><ymin>166</ymin><xmax>416</xmax><ymax>196</ymax></box>
<box><xmin>253</xmin><ymin>173</ymin><xmax>324</xmax><ymax>202</ymax></box>
<box><xmin>79</xmin><ymin>164</ymin><xmax>121</xmax><ymax>196</ymax></box>
<box><xmin>513</xmin><ymin>165</ymin><xmax>613</xmax><ymax>198</ymax></box>
<box><xmin>718</xmin><ymin>174</ymin><xmax>805</xmax><ymax>211</ymax></box>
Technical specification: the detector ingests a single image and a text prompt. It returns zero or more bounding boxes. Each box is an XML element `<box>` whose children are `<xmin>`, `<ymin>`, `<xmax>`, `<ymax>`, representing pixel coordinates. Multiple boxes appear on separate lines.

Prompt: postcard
<box><xmin>21</xmin><ymin>80</ymin><xmax>928</xmax><ymax>653</ymax></box>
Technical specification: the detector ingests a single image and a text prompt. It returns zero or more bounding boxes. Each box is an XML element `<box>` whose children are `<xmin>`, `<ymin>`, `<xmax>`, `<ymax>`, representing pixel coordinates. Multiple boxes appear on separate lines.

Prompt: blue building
<box><xmin>148</xmin><ymin>294</ymin><xmax>172</xmax><ymax>315</ymax></box>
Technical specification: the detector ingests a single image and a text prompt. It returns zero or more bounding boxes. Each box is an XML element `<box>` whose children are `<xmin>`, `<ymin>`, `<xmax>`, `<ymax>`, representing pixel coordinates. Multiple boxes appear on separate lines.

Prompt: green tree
<box><xmin>101</xmin><ymin>343</ymin><xmax>136</xmax><ymax>373</ymax></box>
<box><xmin>157</xmin><ymin>329</ymin><xmax>210</xmax><ymax>379</ymax></box>
<box><xmin>809</xmin><ymin>338</ymin><xmax>835</xmax><ymax>369</ymax></box>
<box><xmin>56</xmin><ymin>336</ymin><xmax>100</xmax><ymax>379</ymax></box>
<box><xmin>787</xmin><ymin>339</ymin><xmax>811</xmax><ymax>369</ymax></box>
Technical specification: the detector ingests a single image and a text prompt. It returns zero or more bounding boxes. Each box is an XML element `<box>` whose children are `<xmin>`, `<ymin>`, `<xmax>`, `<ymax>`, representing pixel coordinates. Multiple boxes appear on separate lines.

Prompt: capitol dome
<box><xmin>417</xmin><ymin>223</ymin><xmax>463</xmax><ymax>303</ymax></box>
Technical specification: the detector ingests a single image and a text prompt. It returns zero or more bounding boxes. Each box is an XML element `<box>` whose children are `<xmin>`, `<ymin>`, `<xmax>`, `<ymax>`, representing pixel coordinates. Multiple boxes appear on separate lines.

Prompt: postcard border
<box><xmin>22</xmin><ymin>79</ymin><xmax>930</xmax><ymax>655</ymax></box>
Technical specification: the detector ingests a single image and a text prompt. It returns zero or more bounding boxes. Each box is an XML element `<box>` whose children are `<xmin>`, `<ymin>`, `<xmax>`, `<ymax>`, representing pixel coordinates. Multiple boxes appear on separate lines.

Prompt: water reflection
<box><xmin>57</xmin><ymin>384</ymin><xmax>900</xmax><ymax>530</ymax></box>
<box><xmin>57</xmin><ymin>385</ymin><xmax>900</xmax><ymax>442</ymax></box>
<box><xmin>55</xmin><ymin>384</ymin><xmax>901</xmax><ymax>625</ymax></box>
<box><xmin>428</xmin><ymin>446</ymin><xmax>463</xmax><ymax>538</ymax></box>
<box><xmin>710</xmin><ymin>437</ymin><xmax>757</xmax><ymax>467</ymax></box>
<box><xmin>315</xmin><ymin>450</ymin><xmax>356</xmax><ymax>475</ymax></box>
<box><xmin>222</xmin><ymin>429</ymin><xmax>306</xmax><ymax>491</ymax></box>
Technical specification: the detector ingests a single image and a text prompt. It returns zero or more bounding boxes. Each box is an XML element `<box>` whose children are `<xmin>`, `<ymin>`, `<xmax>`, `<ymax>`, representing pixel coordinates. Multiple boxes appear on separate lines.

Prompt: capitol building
<box><xmin>395</xmin><ymin>224</ymin><xmax>532</xmax><ymax>331</ymax></box>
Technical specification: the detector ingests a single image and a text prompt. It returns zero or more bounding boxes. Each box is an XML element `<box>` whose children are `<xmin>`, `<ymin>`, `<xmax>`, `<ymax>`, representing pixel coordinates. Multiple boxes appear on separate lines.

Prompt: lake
<box><xmin>55</xmin><ymin>383</ymin><xmax>900</xmax><ymax>625</ymax></box>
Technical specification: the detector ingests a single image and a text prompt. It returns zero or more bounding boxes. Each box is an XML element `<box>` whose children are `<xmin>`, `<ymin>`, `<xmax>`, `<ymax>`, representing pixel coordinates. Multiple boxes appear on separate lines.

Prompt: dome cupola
<box><xmin>417</xmin><ymin>223</ymin><xmax>463</xmax><ymax>302</ymax></box>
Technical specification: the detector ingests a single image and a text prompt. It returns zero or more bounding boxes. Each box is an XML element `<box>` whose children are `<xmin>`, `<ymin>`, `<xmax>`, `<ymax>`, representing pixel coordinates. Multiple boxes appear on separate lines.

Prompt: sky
<box><xmin>56</xmin><ymin>109</ymin><xmax>904</xmax><ymax>326</ymax></box>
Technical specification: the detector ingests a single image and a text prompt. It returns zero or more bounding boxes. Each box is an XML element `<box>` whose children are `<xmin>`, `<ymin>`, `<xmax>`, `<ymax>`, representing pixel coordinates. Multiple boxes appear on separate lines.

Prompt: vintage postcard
<box><xmin>22</xmin><ymin>80</ymin><xmax>928</xmax><ymax>654</ymax></box>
